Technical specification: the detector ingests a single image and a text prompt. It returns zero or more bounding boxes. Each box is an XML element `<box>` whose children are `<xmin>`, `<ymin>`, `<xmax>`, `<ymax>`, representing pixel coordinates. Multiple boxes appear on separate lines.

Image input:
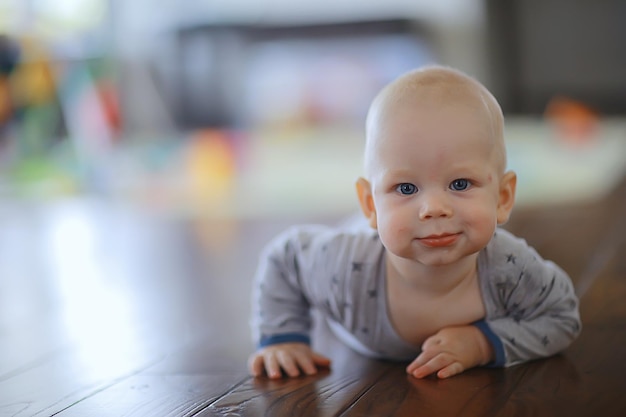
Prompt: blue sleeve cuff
<box><xmin>473</xmin><ymin>319</ymin><xmax>506</xmax><ymax>367</ymax></box>
<box><xmin>259</xmin><ymin>333</ymin><xmax>310</xmax><ymax>348</ymax></box>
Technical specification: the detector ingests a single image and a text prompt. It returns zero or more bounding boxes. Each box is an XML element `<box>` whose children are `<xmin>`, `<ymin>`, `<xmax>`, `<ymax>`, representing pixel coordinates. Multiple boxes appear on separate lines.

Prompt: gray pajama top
<box><xmin>251</xmin><ymin>225</ymin><xmax>581</xmax><ymax>367</ymax></box>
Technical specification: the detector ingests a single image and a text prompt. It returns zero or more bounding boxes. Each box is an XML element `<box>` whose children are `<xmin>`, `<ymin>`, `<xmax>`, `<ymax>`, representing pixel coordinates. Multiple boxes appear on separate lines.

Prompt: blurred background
<box><xmin>0</xmin><ymin>0</ymin><xmax>624</xmax><ymax>219</ymax></box>
<box><xmin>0</xmin><ymin>2</ymin><xmax>625</xmax><ymax>403</ymax></box>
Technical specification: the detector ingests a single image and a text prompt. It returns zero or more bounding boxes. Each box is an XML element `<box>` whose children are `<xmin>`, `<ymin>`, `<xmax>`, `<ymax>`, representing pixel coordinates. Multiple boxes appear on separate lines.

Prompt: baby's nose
<box><xmin>418</xmin><ymin>193</ymin><xmax>452</xmax><ymax>220</ymax></box>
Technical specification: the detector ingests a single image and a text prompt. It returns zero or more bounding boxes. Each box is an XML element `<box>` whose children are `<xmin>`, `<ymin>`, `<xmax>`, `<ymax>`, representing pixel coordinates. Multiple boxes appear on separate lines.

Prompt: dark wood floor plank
<box><xmin>44</xmin><ymin>333</ymin><xmax>253</xmax><ymax>416</ymax></box>
<box><xmin>0</xmin><ymin>200</ymin><xmax>279</xmax><ymax>416</ymax></box>
<box><xmin>53</xmin><ymin>374</ymin><xmax>247</xmax><ymax>417</ymax></box>
<box><xmin>338</xmin><ymin>365</ymin><xmax>529</xmax><ymax>417</ymax></box>
<box><xmin>0</xmin><ymin>350</ymin><xmax>161</xmax><ymax>417</ymax></box>
<box><xmin>199</xmin><ymin>337</ymin><xmax>395</xmax><ymax>417</ymax></box>
<box><xmin>142</xmin><ymin>341</ymin><xmax>248</xmax><ymax>376</ymax></box>
<box><xmin>495</xmin><ymin>332</ymin><xmax>626</xmax><ymax>417</ymax></box>
<box><xmin>202</xmin><ymin>365</ymin><xmax>389</xmax><ymax>417</ymax></box>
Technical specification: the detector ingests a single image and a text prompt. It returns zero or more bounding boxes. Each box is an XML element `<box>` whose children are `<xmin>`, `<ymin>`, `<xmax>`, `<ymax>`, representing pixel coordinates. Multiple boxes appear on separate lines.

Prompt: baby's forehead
<box><xmin>382</xmin><ymin>69</ymin><xmax>489</xmax><ymax>111</ymax></box>
<box><xmin>373</xmin><ymin>68</ymin><xmax>502</xmax><ymax>134</ymax></box>
<box><xmin>365</xmin><ymin>67</ymin><xmax>507</xmax><ymax>175</ymax></box>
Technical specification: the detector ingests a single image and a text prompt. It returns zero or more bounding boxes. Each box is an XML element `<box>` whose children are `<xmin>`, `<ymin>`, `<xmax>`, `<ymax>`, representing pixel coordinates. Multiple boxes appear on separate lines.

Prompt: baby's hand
<box><xmin>248</xmin><ymin>342</ymin><xmax>331</xmax><ymax>379</ymax></box>
<box><xmin>406</xmin><ymin>325</ymin><xmax>494</xmax><ymax>379</ymax></box>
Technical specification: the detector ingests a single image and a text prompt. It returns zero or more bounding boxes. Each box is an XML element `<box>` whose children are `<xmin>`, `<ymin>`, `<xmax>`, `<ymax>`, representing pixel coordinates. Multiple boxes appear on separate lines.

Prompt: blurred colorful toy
<box><xmin>544</xmin><ymin>96</ymin><xmax>600</xmax><ymax>145</ymax></box>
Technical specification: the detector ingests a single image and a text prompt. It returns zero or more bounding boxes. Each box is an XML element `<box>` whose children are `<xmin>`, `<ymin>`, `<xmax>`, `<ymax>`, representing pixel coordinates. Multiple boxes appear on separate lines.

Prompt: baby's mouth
<box><xmin>417</xmin><ymin>233</ymin><xmax>461</xmax><ymax>248</ymax></box>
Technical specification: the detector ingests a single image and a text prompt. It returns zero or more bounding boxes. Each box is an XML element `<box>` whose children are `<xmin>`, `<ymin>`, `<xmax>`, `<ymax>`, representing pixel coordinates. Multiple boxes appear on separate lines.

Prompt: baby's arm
<box><xmin>406</xmin><ymin>324</ymin><xmax>494</xmax><ymax>379</ymax></box>
<box><xmin>478</xmin><ymin>238</ymin><xmax>581</xmax><ymax>367</ymax></box>
<box><xmin>407</xmin><ymin>238</ymin><xmax>581</xmax><ymax>378</ymax></box>
<box><xmin>249</xmin><ymin>227</ymin><xmax>332</xmax><ymax>378</ymax></box>
<box><xmin>489</xmin><ymin>263</ymin><xmax>580</xmax><ymax>366</ymax></box>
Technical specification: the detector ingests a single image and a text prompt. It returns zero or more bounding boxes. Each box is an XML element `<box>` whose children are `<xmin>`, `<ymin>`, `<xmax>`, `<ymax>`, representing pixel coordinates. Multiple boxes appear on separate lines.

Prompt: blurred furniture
<box><xmin>165</xmin><ymin>19</ymin><xmax>435</xmax><ymax>129</ymax></box>
<box><xmin>486</xmin><ymin>0</ymin><xmax>626</xmax><ymax>115</ymax></box>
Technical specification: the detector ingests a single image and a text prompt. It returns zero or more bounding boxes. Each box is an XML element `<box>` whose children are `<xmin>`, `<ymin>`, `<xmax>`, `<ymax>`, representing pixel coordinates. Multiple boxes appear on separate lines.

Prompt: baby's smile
<box><xmin>417</xmin><ymin>233</ymin><xmax>461</xmax><ymax>248</ymax></box>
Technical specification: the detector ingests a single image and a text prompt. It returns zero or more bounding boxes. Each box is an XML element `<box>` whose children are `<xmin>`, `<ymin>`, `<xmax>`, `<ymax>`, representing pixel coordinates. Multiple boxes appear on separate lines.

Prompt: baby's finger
<box><xmin>436</xmin><ymin>361</ymin><xmax>464</xmax><ymax>379</ymax></box>
<box><xmin>311</xmin><ymin>352</ymin><xmax>332</xmax><ymax>368</ymax></box>
<box><xmin>406</xmin><ymin>350</ymin><xmax>436</xmax><ymax>374</ymax></box>
<box><xmin>277</xmin><ymin>351</ymin><xmax>301</xmax><ymax>377</ymax></box>
<box><xmin>264</xmin><ymin>354</ymin><xmax>282</xmax><ymax>379</ymax></box>
<box><xmin>291</xmin><ymin>351</ymin><xmax>317</xmax><ymax>376</ymax></box>
<box><xmin>248</xmin><ymin>354</ymin><xmax>265</xmax><ymax>377</ymax></box>
<box><xmin>410</xmin><ymin>353</ymin><xmax>453</xmax><ymax>379</ymax></box>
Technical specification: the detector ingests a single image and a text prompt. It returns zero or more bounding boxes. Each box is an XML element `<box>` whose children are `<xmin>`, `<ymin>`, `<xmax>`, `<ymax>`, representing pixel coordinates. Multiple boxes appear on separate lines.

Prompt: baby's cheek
<box><xmin>376</xmin><ymin>217</ymin><xmax>398</xmax><ymax>244</ymax></box>
<box><xmin>380</xmin><ymin>223</ymin><xmax>414</xmax><ymax>257</ymax></box>
<box><xmin>471</xmin><ymin>212</ymin><xmax>498</xmax><ymax>243</ymax></box>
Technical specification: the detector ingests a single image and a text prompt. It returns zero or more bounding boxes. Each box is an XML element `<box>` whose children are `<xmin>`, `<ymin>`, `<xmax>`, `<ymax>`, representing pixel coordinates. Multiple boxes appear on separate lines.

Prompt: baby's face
<box><xmin>367</xmin><ymin>98</ymin><xmax>505</xmax><ymax>267</ymax></box>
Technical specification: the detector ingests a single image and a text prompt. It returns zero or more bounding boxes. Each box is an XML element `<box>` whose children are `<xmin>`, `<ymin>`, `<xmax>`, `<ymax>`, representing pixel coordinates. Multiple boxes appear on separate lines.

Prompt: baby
<box><xmin>248</xmin><ymin>65</ymin><xmax>581</xmax><ymax>379</ymax></box>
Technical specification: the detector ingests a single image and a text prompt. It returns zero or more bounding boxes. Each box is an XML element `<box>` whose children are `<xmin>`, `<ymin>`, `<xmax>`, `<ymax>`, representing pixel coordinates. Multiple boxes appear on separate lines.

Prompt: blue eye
<box><xmin>396</xmin><ymin>183</ymin><xmax>418</xmax><ymax>195</ymax></box>
<box><xmin>450</xmin><ymin>179</ymin><xmax>470</xmax><ymax>191</ymax></box>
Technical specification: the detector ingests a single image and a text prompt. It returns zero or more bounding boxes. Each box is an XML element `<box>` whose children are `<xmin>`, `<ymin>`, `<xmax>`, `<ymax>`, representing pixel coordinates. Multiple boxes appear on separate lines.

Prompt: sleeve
<box><xmin>250</xmin><ymin>227</ymin><xmax>315</xmax><ymax>349</ymax></box>
<box><xmin>479</xmin><ymin>238</ymin><xmax>582</xmax><ymax>367</ymax></box>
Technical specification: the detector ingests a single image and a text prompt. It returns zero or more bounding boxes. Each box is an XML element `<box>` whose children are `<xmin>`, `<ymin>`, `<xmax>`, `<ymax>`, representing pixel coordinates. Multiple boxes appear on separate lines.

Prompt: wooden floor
<box><xmin>1</xmin><ymin>176</ymin><xmax>625</xmax><ymax>417</ymax></box>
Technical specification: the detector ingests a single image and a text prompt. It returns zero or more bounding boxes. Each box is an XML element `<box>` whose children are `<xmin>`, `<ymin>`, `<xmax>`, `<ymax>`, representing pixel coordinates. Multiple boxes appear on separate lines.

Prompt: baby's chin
<box><xmin>388</xmin><ymin>243</ymin><xmax>483</xmax><ymax>268</ymax></box>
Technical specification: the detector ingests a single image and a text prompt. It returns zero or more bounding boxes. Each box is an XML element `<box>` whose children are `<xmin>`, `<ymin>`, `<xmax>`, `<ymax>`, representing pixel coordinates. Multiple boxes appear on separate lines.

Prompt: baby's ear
<box><xmin>496</xmin><ymin>171</ymin><xmax>517</xmax><ymax>225</ymax></box>
<box><xmin>356</xmin><ymin>177</ymin><xmax>378</xmax><ymax>229</ymax></box>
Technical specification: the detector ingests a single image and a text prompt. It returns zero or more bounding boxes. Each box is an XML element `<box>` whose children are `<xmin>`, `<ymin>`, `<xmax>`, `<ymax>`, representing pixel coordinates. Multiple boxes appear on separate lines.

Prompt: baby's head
<box><xmin>364</xmin><ymin>65</ymin><xmax>506</xmax><ymax>178</ymax></box>
<box><xmin>356</xmin><ymin>65</ymin><xmax>517</xmax><ymax>266</ymax></box>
